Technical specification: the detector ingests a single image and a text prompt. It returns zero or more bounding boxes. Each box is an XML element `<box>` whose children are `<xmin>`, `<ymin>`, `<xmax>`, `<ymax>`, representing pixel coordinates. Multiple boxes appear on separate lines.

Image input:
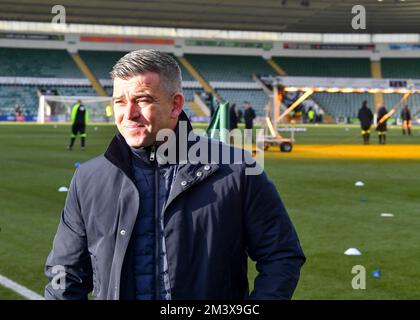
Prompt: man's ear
<box><xmin>170</xmin><ymin>92</ymin><xmax>184</xmax><ymax>118</ymax></box>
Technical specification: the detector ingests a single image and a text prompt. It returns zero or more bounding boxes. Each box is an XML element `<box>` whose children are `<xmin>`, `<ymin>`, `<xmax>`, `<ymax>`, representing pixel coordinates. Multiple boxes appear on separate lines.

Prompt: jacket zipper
<box><xmin>150</xmin><ymin>145</ymin><xmax>161</xmax><ymax>300</ymax></box>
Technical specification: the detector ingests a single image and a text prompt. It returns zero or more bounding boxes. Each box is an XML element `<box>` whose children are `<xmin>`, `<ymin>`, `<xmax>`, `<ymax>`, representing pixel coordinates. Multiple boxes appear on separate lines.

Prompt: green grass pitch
<box><xmin>0</xmin><ymin>122</ymin><xmax>420</xmax><ymax>299</ymax></box>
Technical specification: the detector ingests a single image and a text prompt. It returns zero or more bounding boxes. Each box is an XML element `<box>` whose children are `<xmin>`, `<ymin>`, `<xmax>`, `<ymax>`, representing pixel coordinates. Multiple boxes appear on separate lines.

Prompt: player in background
<box><xmin>105</xmin><ymin>104</ymin><xmax>113</xmax><ymax>122</ymax></box>
<box><xmin>376</xmin><ymin>104</ymin><xmax>388</xmax><ymax>145</ymax></box>
<box><xmin>67</xmin><ymin>100</ymin><xmax>88</xmax><ymax>150</ymax></box>
<box><xmin>401</xmin><ymin>103</ymin><xmax>412</xmax><ymax>136</ymax></box>
<box><xmin>357</xmin><ymin>100</ymin><xmax>373</xmax><ymax>145</ymax></box>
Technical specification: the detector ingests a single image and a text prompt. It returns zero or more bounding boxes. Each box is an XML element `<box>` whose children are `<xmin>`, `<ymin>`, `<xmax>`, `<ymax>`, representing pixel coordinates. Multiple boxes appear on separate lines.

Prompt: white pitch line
<box><xmin>0</xmin><ymin>274</ymin><xmax>44</xmax><ymax>300</ymax></box>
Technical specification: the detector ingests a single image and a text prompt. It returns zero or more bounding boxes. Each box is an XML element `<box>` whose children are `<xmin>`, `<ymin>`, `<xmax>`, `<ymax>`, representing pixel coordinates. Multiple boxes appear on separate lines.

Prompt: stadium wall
<box><xmin>3</xmin><ymin>33</ymin><xmax>420</xmax><ymax>59</ymax></box>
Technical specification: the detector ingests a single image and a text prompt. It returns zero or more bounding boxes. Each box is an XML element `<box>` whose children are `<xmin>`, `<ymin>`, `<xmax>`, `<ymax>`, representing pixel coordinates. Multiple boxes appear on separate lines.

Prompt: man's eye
<box><xmin>137</xmin><ymin>99</ymin><xmax>151</xmax><ymax>106</ymax></box>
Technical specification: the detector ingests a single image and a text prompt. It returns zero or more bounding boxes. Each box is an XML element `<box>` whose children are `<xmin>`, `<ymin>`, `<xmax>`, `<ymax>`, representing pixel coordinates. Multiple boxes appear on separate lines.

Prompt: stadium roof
<box><xmin>0</xmin><ymin>0</ymin><xmax>418</xmax><ymax>34</ymax></box>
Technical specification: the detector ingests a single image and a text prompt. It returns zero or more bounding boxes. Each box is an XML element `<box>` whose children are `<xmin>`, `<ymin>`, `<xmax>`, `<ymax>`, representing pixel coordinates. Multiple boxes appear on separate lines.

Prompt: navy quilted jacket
<box><xmin>45</xmin><ymin>112</ymin><xmax>305</xmax><ymax>300</ymax></box>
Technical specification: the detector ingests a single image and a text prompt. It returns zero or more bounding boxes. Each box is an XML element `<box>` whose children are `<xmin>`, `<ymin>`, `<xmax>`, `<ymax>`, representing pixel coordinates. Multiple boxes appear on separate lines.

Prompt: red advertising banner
<box><xmin>80</xmin><ymin>36</ymin><xmax>174</xmax><ymax>45</ymax></box>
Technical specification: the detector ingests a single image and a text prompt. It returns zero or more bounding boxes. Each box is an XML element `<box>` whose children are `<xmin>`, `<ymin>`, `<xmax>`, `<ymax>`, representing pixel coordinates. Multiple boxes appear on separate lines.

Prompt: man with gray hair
<box><xmin>45</xmin><ymin>49</ymin><xmax>305</xmax><ymax>300</ymax></box>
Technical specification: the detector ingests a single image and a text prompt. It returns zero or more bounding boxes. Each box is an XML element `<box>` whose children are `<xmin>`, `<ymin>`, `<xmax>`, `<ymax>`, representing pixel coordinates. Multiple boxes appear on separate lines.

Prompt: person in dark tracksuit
<box><xmin>67</xmin><ymin>100</ymin><xmax>88</xmax><ymax>150</ymax></box>
<box><xmin>229</xmin><ymin>103</ymin><xmax>238</xmax><ymax>131</ymax></box>
<box><xmin>45</xmin><ymin>50</ymin><xmax>305</xmax><ymax>300</ymax></box>
<box><xmin>243</xmin><ymin>101</ymin><xmax>256</xmax><ymax>130</ymax></box>
<box><xmin>376</xmin><ymin>105</ymin><xmax>388</xmax><ymax>145</ymax></box>
<box><xmin>357</xmin><ymin>100</ymin><xmax>373</xmax><ymax>145</ymax></box>
<box><xmin>401</xmin><ymin>104</ymin><xmax>412</xmax><ymax>135</ymax></box>
<box><xmin>243</xmin><ymin>102</ymin><xmax>256</xmax><ymax>143</ymax></box>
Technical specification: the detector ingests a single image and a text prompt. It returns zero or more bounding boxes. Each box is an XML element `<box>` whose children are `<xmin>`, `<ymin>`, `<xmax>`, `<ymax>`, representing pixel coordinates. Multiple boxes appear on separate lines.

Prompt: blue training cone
<box><xmin>372</xmin><ymin>269</ymin><xmax>381</xmax><ymax>278</ymax></box>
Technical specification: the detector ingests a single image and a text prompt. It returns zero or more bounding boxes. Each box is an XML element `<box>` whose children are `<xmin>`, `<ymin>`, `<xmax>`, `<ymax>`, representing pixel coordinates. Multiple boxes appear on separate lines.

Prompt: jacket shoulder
<box><xmin>78</xmin><ymin>154</ymin><xmax>110</xmax><ymax>171</ymax></box>
<box><xmin>203</xmin><ymin>136</ymin><xmax>253</xmax><ymax>164</ymax></box>
<box><xmin>75</xmin><ymin>154</ymin><xmax>120</xmax><ymax>183</ymax></box>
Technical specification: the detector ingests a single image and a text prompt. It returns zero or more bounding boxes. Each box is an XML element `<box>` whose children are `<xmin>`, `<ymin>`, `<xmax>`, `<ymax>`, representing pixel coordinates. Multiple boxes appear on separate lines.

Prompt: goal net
<box><xmin>37</xmin><ymin>95</ymin><xmax>114</xmax><ymax>123</ymax></box>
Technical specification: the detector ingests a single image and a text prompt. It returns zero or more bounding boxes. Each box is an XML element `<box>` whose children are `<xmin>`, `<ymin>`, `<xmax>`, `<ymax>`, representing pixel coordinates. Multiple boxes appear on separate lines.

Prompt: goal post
<box><xmin>256</xmin><ymin>75</ymin><xmax>420</xmax><ymax>125</ymax></box>
<box><xmin>37</xmin><ymin>95</ymin><xmax>114</xmax><ymax>124</ymax></box>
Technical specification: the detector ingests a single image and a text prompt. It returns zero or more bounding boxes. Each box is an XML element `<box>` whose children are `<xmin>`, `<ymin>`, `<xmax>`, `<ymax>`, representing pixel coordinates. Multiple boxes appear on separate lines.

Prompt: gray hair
<box><xmin>110</xmin><ymin>49</ymin><xmax>182</xmax><ymax>95</ymax></box>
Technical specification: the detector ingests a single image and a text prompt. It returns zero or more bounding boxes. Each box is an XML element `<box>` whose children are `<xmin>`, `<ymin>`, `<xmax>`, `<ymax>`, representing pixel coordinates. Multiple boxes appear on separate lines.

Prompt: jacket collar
<box><xmin>104</xmin><ymin>111</ymin><xmax>223</xmax><ymax>212</ymax></box>
<box><xmin>104</xmin><ymin>131</ymin><xmax>134</xmax><ymax>180</ymax></box>
<box><xmin>104</xmin><ymin>111</ymin><xmax>203</xmax><ymax>176</ymax></box>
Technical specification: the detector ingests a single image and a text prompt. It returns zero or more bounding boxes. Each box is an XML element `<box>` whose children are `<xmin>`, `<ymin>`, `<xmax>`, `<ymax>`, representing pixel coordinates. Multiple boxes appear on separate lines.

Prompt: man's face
<box><xmin>112</xmin><ymin>72</ymin><xmax>184</xmax><ymax>148</ymax></box>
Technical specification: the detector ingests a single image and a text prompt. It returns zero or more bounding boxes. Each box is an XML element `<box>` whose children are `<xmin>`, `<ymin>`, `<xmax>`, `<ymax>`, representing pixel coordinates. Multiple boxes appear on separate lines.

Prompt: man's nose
<box><xmin>126</xmin><ymin>100</ymin><xmax>140</xmax><ymax>119</ymax></box>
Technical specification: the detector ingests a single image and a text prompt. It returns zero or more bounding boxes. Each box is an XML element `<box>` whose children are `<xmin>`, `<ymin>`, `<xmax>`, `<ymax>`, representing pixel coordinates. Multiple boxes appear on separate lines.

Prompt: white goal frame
<box><xmin>37</xmin><ymin>95</ymin><xmax>113</xmax><ymax>124</ymax></box>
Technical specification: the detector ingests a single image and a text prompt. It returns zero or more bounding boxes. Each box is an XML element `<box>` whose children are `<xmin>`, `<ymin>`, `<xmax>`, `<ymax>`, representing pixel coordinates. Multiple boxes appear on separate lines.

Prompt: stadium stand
<box><xmin>1</xmin><ymin>46</ymin><xmax>419</xmax><ymax>121</ymax></box>
<box><xmin>273</xmin><ymin>57</ymin><xmax>371</xmax><ymax>78</ymax></box>
<box><xmin>312</xmin><ymin>92</ymin><xmax>374</xmax><ymax>119</ymax></box>
<box><xmin>0</xmin><ymin>84</ymin><xmax>107</xmax><ymax>117</ymax></box>
<box><xmin>55</xmin><ymin>85</ymin><xmax>98</xmax><ymax>97</ymax></box>
<box><xmin>216</xmin><ymin>89</ymin><xmax>269</xmax><ymax>116</ymax></box>
<box><xmin>181</xmin><ymin>88</ymin><xmax>204</xmax><ymax>116</ymax></box>
<box><xmin>79</xmin><ymin>51</ymin><xmax>127</xmax><ymax>80</ymax></box>
<box><xmin>0</xmin><ymin>49</ymin><xmax>205</xmax><ymax>117</ymax></box>
<box><xmin>185</xmin><ymin>54</ymin><xmax>274</xmax><ymax>82</ymax></box>
<box><xmin>381</xmin><ymin>58</ymin><xmax>420</xmax><ymax>79</ymax></box>
<box><xmin>0</xmin><ymin>48</ymin><xmax>83</xmax><ymax>78</ymax></box>
<box><xmin>180</xmin><ymin>54</ymin><xmax>273</xmax><ymax>115</ymax></box>
<box><xmin>175</xmin><ymin>57</ymin><xmax>196</xmax><ymax>82</ymax></box>
<box><xmin>79</xmin><ymin>51</ymin><xmax>196</xmax><ymax>82</ymax></box>
<box><xmin>0</xmin><ymin>85</ymin><xmax>39</xmax><ymax>115</ymax></box>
